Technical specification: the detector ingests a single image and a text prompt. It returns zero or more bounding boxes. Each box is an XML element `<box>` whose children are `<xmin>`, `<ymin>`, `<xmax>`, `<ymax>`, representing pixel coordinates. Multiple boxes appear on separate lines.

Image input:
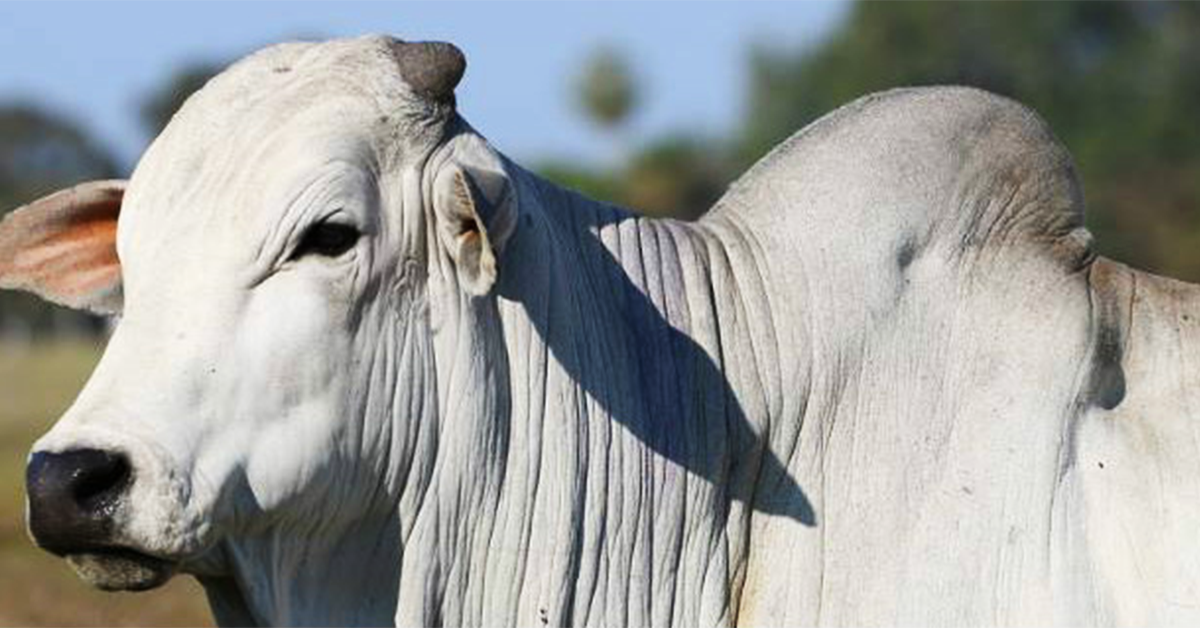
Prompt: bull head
<box><xmin>0</xmin><ymin>36</ymin><xmax>517</xmax><ymax>622</ymax></box>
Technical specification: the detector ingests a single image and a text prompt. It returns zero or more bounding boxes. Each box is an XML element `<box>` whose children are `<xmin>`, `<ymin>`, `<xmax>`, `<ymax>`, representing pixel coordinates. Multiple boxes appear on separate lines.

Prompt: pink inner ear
<box><xmin>0</xmin><ymin>180</ymin><xmax>125</xmax><ymax>314</ymax></box>
<box><xmin>18</xmin><ymin>218</ymin><xmax>120</xmax><ymax>293</ymax></box>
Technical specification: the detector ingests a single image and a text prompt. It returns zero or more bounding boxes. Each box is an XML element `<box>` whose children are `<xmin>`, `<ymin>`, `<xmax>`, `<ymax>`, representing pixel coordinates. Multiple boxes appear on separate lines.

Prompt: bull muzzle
<box><xmin>26</xmin><ymin>448</ymin><xmax>174</xmax><ymax>591</ymax></box>
<box><xmin>27</xmin><ymin>448</ymin><xmax>130</xmax><ymax>550</ymax></box>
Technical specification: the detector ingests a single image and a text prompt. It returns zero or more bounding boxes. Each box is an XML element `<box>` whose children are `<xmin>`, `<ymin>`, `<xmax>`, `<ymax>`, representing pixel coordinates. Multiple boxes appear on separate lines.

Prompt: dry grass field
<box><xmin>0</xmin><ymin>340</ymin><xmax>212</xmax><ymax>627</ymax></box>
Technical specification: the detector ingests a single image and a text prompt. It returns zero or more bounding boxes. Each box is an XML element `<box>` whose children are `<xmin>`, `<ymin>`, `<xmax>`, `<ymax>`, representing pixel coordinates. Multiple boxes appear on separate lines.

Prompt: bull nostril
<box><xmin>71</xmin><ymin>452</ymin><xmax>131</xmax><ymax>510</ymax></box>
<box><xmin>26</xmin><ymin>449</ymin><xmax>133</xmax><ymax>553</ymax></box>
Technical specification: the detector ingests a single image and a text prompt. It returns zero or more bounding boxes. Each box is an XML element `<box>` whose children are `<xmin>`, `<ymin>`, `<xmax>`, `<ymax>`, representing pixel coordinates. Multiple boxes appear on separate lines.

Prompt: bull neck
<box><xmin>421</xmin><ymin>170</ymin><xmax>814</xmax><ymax>626</ymax></box>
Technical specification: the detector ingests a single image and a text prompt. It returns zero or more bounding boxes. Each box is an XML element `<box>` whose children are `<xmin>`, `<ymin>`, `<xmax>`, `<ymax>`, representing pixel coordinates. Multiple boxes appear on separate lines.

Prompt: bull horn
<box><xmin>390</xmin><ymin>40</ymin><xmax>466</xmax><ymax>105</ymax></box>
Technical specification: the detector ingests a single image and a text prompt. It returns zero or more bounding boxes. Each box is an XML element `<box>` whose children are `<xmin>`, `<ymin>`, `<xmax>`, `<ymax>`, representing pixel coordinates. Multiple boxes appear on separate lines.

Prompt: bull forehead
<box><xmin>158</xmin><ymin>35</ymin><xmax>420</xmax><ymax>143</ymax></box>
<box><xmin>117</xmin><ymin>36</ymin><xmax>427</xmax><ymax>297</ymax></box>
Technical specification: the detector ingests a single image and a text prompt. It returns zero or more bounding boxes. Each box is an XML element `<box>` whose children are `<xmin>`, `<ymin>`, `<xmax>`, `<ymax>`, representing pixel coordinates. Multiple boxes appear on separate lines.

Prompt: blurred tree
<box><xmin>0</xmin><ymin>104</ymin><xmax>120</xmax><ymax>337</ymax></box>
<box><xmin>623</xmin><ymin>136</ymin><xmax>731</xmax><ymax>219</ymax></box>
<box><xmin>0</xmin><ymin>104</ymin><xmax>119</xmax><ymax>210</ymax></box>
<box><xmin>139</xmin><ymin>63</ymin><xmax>220</xmax><ymax>138</ymax></box>
<box><xmin>554</xmin><ymin>45</ymin><xmax>735</xmax><ymax>219</ymax></box>
<box><xmin>575</xmin><ymin>45</ymin><xmax>643</xmax><ymax>173</ymax></box>
<box><xmin>575</xmin><ymin>47</ymin><xmax>639</xmax><ymax>132</ymax></box>
<box><xmin>536</xmin><ymin>161</ymin><xmax>623</xmax><ymax>206</ymax></box>
<box><xmin>737</xmin><ymin>1</ymin><xmax>1200</xmax><ymax>280</ymax></box>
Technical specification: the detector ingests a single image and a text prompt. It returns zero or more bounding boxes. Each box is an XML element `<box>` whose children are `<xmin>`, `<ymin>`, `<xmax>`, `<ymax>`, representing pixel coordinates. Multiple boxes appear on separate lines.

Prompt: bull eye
<box><xmin>291</xmin><ymin>221</ymin><xmax>361</xmax><ymax>260</ymax></box>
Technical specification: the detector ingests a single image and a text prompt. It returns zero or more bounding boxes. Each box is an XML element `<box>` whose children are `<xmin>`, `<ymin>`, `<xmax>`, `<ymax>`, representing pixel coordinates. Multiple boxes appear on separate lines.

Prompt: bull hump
<box><xmin>719</xmin><ymin>86</ymin><xmax>1091</xmax><ymax>270</ymax></box>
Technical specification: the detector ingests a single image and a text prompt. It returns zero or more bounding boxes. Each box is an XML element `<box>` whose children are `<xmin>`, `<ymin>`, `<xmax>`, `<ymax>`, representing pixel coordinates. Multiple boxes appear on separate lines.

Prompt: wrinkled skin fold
<box><xmin>0</xmin><ymin>36</ymin><xmax>1197</xmax><ymax>627</ymax></box>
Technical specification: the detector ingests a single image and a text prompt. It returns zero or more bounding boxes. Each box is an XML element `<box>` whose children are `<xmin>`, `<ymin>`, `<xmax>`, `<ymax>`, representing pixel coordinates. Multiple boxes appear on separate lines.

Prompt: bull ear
<box><xmin>0</xmin><ymin>180</ymin><xmax>125</xmax><ymax>315</ymax></box>
<box><xmin>432</xmin><ymin>135</ymin><xmax>517</xmax><ymax>296</ymax></box>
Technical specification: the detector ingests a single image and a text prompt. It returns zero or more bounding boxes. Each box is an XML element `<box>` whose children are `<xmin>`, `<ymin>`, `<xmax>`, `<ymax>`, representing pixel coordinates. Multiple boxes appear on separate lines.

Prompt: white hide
<box><xmin>7</xmin><ymin>36</ymin><xmax>1199</xmax><ymax>627</ymax></box>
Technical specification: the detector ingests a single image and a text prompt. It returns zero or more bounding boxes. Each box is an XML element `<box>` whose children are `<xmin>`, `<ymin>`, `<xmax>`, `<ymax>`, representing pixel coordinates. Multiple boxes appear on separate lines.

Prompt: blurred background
<box><xmin>1</xmin><ymin>2</ymin><xmax>1197</xmax><ymax>625</ymax></box>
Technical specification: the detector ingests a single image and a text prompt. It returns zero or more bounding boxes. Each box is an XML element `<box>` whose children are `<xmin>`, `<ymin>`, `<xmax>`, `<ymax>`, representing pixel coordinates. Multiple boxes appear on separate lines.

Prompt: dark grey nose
<box><xmin>26</xmin><ymin>449</ymin><xmax>131</xmax><ymax>554</ymax></box>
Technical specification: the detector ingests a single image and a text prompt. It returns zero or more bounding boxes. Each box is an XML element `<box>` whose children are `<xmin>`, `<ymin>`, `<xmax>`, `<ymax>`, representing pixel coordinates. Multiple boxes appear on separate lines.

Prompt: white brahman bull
<box><xmin>1</xmin><ymin>36</ymin><xmax>1198</xmax><ymax>627</ymax></box>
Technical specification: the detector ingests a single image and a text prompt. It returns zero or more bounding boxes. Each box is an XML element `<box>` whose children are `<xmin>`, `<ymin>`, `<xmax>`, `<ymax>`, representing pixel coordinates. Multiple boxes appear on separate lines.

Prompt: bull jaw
<box><xmin>66</xmin><ymin>549</ymin><xmax>177</xmax><ymax>591</ymax></box>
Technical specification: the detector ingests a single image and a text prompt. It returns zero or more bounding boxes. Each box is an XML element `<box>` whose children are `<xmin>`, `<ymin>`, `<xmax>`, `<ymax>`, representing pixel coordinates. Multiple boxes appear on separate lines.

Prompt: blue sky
<box><xmin>0</xmin><ymin>1</ymin><xmax>848</xmax><ymax>171</ymax></box>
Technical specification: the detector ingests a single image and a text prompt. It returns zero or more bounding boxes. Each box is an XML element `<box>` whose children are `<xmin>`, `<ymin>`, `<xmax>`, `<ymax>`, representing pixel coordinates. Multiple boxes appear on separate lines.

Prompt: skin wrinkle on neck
<box><xmin>421</xmin><ymin>169</ymin><xmax>809</xmax><ymax>626</ymax></box>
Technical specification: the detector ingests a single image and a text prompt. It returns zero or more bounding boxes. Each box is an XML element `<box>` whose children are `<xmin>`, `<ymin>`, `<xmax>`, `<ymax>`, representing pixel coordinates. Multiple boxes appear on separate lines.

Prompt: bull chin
<box><xmin>65</xmin><ymin>549</ymin><xmax>176</xmax><ymax>592</ymax></box>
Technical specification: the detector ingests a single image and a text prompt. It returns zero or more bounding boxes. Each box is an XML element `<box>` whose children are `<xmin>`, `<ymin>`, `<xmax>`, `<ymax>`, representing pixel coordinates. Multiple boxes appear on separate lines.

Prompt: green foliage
<box><xmin>623</xmin><ymin>136</ymin><xmax>731</xmax><ymax>219</ymax></box>
<box><xmin>537</xmin><ymin>135</ymin><xmax>733</xmax><ymax>219</ymax></box>
<box><xmin>536</xmin><ymin>161</ymin><xmax>623</xmax><ymax>205</ymax></box>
